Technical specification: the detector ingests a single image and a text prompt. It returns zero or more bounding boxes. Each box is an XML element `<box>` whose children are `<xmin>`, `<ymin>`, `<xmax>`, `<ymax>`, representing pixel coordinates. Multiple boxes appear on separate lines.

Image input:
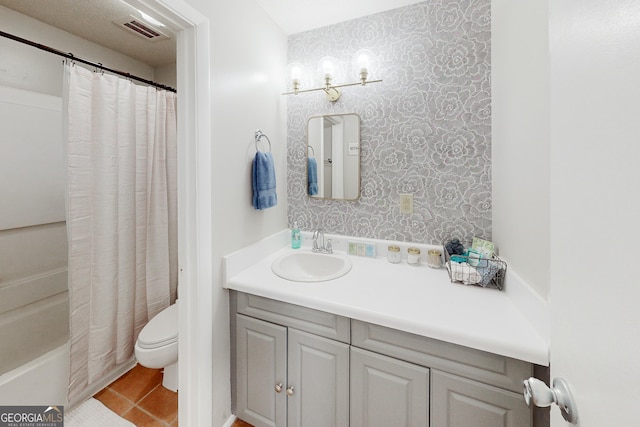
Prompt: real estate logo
<box><xmin>0</xmin><ymin>406</ymin><xmax>64</xmax><ymax>427</ymax></box>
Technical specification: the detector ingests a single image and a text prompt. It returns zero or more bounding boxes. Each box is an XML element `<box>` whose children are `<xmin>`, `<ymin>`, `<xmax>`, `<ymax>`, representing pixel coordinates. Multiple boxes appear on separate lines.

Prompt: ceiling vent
<box><xmin>114</xmin><ymin>15</ymin><xmax>169</xmax><ymax>42</ymax></box>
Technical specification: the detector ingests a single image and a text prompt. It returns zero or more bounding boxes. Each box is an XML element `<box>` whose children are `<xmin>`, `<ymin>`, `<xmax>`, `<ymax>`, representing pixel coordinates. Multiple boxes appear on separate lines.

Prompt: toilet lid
<box><xmin>137</xmin><ymin>303</ymin><xmax>178</xmax><ymax>349</ymax></box>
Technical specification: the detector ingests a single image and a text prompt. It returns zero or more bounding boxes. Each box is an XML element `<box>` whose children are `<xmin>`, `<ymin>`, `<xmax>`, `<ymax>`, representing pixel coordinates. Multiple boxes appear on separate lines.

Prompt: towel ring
<box><xmin>255</xmin><ymin>130</ymin><xmax>272</xmax><ymax>153</ymax></box>
<box><xmin>308</xmin><ymin>145</ymin><xmax>315</xmax><ymax>156</ymax></box>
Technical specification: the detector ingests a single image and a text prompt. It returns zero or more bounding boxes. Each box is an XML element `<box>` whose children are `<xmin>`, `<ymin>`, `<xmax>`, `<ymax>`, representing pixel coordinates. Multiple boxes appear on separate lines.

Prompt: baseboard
<box><xmin>221</xmin><ymin>414</ymin><xmax>237</xmax><ymax>427</ymax></box>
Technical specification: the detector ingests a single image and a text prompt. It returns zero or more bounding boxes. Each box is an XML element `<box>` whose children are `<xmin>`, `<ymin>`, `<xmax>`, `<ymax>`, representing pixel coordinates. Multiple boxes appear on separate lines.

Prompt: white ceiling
<box><xmin>0</xmin><ymin>0</ymin><xmax>177</xmax><ymax>67</ymax></box>
<box><xmin>0</xmin><ymin>0</ymin><xmax>424</xmax><ymax>67</ymax></box>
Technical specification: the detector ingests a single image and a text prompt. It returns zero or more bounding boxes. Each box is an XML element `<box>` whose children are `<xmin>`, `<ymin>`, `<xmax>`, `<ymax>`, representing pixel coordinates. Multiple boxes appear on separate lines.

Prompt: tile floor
<box><xmin>232</xmin><ymin>419</ymin><xmax>254</xmax><ymax>427</ymax></box>
<box><xmin>94</xmin><ymin>364</ymin><xmax>178</xmax><ymax>427</ymax></box>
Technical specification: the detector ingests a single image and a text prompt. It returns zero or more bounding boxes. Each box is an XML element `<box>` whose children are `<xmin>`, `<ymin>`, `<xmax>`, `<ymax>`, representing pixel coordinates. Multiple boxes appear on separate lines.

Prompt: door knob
<box><xmin>523</xmin><ymin>377</ymin><xmax>578</xmax><ymax>424</ymax></box>
<box><xmin>275</xmin><ymin>383</ymin><xmax>283</xmax><ymax>393</ymax></box>
<box><xmin>286</xmin><ymin>386</ymin><xmax>294</xmax><ymax>396</ymax></box>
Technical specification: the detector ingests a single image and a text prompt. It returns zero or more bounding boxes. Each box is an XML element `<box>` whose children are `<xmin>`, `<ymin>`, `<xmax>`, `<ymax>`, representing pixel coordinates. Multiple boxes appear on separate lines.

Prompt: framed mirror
<box><xmin>307</xmin><ymin>113</ymin><xmax>360</xmax><ymax>200</ymax></box>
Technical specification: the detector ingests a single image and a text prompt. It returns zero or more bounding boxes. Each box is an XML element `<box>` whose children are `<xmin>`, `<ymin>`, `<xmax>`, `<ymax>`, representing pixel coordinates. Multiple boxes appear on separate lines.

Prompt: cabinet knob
<box><xmin>275</xmin><ymin>383</ymin><xmax>283</xmax><ymax>393</ymax></box>
<box><xmin>286</xmin><ymin>386</ymin><xmax>295</xmax><ymax>396</ymax></box>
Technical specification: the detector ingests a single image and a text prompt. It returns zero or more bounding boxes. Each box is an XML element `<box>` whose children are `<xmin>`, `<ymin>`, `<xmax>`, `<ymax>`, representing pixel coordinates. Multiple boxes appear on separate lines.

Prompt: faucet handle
<box><xmin>326</xmin><ymin>239</ymin><xmax>333</xmax><ymax>254</ymax></box>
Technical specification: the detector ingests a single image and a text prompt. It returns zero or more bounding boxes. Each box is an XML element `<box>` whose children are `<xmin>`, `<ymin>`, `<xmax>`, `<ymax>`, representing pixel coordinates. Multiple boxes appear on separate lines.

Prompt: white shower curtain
<box><xmin>64</xmin><ymin>64</ymin><xmax>177</xmax><ymax>403</ymax></box>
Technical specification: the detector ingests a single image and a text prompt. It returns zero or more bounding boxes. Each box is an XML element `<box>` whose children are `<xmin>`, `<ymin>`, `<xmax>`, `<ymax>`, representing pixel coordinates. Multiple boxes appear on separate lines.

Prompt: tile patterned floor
<box><xmin>232</xmin><ymin>419</ymin><xmax>254</xmax><ymax>427</ymax></box>
<box><xmin>94</xmin><ymin>364</ymin><xmax>178</xmax><ymax>427</ymax></box>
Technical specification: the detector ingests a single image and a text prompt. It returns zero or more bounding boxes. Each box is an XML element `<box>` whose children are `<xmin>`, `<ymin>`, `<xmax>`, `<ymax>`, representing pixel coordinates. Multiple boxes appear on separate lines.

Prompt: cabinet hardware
<box><xmin>286</xmin><ymin>386</ymin><xmax>295</xmax><ymax>396</ymax></box>
<box><xmin>275</xmin><ymin>383</ymin><xmax>283</xmax><ymax>393</ymax></box>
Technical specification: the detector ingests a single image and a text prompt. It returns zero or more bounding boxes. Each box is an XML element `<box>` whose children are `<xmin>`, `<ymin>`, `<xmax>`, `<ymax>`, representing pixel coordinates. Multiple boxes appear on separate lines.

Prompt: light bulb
<box><xmin>322</xmin><ymin>59</ymin><xmax>334</xmax><ymax>78</ymax></box>
<box><xmin>291</xmin><ymin>65</ymin><xmax>301</xmax><ymax>81</ymax></box>
<box><xmin>357</xmin><ymin>53</ymin><xmax>370</xmax><ymax>72</ymax></box>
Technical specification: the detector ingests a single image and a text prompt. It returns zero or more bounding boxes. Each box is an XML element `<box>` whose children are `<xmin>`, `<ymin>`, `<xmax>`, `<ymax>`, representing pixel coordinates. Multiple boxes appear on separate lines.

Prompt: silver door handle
<box><xmin>275</xmin><ymin>383</ymin><xmax>283</xmax><ymax>393</ymax></box>
<box><xmin>286</xmin><ymin>386</ymin><xmax>294</xmax><ymax>396</ymax></box>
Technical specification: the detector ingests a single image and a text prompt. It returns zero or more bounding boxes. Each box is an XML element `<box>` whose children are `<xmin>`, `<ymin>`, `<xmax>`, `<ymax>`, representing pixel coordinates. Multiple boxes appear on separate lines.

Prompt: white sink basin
<box><xmin>271</xmin><ymin>251</ymin><xmax>352</xmax><ymax>282</ymax></box>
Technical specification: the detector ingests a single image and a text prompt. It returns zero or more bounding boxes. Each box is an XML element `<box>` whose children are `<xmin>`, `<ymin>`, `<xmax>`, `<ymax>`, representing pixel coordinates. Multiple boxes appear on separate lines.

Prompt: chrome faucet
<box><xmin>312</xmin><ymin>228</ymin><xmax>333</xmax><ymax>254</ymax></box>
<box><xmin>312</xmin><ymin>228</ymin><xmax>324</xmax><ymax>252</ymax></box>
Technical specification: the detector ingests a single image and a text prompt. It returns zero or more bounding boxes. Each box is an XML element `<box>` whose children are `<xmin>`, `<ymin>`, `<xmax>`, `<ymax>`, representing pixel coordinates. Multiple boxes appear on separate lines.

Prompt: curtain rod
<box><xmin>0</xmin><ymin>30</ymin><xmax>177</xmax><ymax>93</ymax></box>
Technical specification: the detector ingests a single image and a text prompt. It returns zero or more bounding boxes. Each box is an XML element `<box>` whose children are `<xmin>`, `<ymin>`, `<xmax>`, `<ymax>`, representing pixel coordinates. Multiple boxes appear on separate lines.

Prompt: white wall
<box><xmin>491</xmin><ymin>0</ymin><xmax>550</xmax><ymax>299</ymax></box>
<box><xmin>154</xmin><ymin>62</ymin><xmax>177</xmax><ymax>89</ymax></box>
<box><xmin>0</xmin><ymin>86</ymin><xmax>64</xmax><ymax>229</ymax></box>
<box><xmin>0</xmin><ymin>5</ymin><xmax>155</xmax><ymax>96</ymax></box>
<box><xmin>184</xmin><ymin>0</ymin><xmax>287</xmax><ymax>424</ymax></box>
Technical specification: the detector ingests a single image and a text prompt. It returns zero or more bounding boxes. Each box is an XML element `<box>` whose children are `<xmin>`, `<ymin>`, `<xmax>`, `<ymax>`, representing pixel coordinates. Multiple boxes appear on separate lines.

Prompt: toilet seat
<box><xmin>137</xmin><ymin>303</ymin><xmax>178</xmax><ymax>349</ymax></box>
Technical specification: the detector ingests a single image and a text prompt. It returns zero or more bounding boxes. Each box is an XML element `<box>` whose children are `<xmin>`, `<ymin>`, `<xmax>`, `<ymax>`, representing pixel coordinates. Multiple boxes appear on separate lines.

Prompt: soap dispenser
<box><xmin>291</xmin><ymin>221</ymin><xmax>301</xmax><ymax>249</ymax></box>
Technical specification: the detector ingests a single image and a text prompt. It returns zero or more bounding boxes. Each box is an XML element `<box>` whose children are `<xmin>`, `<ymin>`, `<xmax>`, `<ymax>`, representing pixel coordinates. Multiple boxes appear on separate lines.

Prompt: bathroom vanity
<box><xmin>231</xmin><ymin>291</ymin><xmax>531</xmax><ymax>427</ymax></box>
<box><xmin>225</xmin><ymin>232</ymin><xmax>548</xmax><ymax>427</ymax></box>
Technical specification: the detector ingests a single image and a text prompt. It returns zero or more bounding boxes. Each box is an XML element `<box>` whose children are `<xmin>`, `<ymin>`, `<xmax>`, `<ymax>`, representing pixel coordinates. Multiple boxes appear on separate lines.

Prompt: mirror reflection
<box><xmin>307</xmin><ymin>114</ymin><xmax>360</xmax><ymax>200</ymax></box>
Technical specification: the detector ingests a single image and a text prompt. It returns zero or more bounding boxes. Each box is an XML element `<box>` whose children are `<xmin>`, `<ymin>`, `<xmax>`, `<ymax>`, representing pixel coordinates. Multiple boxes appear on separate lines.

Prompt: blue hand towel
<box><xmin>308</xmin><ymin>157</ymin><xmax>318</xmax><ymax>196</ymax></box>
<box><xmin>252</xmin><ymin>151</ymin><xmax>277</xmax><ymax>210</ymax></box>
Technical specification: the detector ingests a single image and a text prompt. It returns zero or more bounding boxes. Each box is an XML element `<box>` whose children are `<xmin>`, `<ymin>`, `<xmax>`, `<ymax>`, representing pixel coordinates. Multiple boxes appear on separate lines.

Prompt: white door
<box><xmin>549</xmin><ymin>0</ymin><xmax>640</xmax><ymax>425</ymax></box>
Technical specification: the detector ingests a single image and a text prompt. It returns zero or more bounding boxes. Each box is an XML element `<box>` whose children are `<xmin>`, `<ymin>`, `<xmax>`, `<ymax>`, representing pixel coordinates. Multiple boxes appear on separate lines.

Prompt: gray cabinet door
<box><xmin>350</xmin><ymin>347</ymin><xmax>429</xmax><ymax>427</ymax></box>
<box><xmin>287</xmin><ymin>329</ymin><xmax>350</xmax><ymax>427</ymax></box>
<box><xmin>236</xmin><ymin>314</ymin><xmax>287</xmax><ymax>427</ymax></box>
<box><xmin>431</xmin><ymin>370</ymin><xmax>531</xmax><ymax>427</ymax></box>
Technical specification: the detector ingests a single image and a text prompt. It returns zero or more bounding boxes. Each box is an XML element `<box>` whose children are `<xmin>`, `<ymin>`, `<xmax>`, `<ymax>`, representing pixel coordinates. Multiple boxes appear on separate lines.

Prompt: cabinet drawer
<box><xmin>234</xmin><ymin>292</ymin><xmax>350</xmax><ymax>343</ymax></box>
<box><xmin>351</xmin><ymin>320</ymin><xmax>531</xmax><ymax>393</ymax></box>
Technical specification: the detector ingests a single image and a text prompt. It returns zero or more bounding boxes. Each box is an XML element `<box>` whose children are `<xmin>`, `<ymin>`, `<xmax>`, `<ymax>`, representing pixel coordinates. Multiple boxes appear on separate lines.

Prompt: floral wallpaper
<box><xmin>286</xmin><ymin>0</ymin><xmax>492</xmax><ymax>244</ymax></box>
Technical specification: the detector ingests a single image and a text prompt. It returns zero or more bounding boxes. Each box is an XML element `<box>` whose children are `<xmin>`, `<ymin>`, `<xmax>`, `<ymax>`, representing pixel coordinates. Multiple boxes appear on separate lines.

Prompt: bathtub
<box><xmin>0</xmin><ymin>343</ymin><xmax>70</xmax><ymax>406</ymax></box>
<box><xmin>0</xmin><ymin>341</ymin><xmax>138</xmax><ymax>408</ymax></box>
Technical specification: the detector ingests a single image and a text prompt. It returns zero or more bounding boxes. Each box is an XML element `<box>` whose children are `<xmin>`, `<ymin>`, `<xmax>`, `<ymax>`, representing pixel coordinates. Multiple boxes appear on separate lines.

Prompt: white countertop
<box><xmin>225</xmin><ymin>238</ymin><xmax>549</xmax><ymax>366</ymax></box>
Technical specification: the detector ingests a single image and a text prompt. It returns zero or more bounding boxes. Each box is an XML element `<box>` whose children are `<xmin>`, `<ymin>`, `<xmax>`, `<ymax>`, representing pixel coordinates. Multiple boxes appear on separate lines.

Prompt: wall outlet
<box><xmin>399</xmin><ymin>193</ymin><xmax>413</xmax><ymax>214</ymax></box>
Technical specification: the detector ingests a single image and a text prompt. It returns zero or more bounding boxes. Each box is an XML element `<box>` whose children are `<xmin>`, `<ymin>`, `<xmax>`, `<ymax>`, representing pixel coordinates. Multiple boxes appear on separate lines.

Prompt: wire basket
<box><xmin>443</xmin><ymin>240</ymin><xmax>507</xmax><ymax>290</ymax></box>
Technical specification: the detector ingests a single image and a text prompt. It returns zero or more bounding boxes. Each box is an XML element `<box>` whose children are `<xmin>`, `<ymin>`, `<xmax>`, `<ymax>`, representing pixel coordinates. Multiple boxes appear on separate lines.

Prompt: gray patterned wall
<box><xmin>286</xmin><ymin>0</ymin><xmax>491</xmax><ymax>244</ymax></box>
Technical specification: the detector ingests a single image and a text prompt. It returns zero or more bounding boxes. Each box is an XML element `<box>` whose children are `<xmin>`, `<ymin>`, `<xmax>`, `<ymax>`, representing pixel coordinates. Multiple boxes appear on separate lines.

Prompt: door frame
<box><xmin>126</xmin><ymin>1</ymin><xmax>212</xmax><ymax>426</ymax></box>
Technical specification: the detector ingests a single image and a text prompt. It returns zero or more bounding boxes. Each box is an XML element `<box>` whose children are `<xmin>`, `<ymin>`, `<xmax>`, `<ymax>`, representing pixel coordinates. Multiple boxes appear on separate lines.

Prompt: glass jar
<box><xmin>387</xmin><ymin>245</ymin><xmax>401</xmax><ymax>263</ymax></box>
<box><xmin>407</xmin><ymin>247</ymin><xmax>421</xmax><ymax>265</ymax></box>
<box><xmin>427</xmin><ymin>249</ymin><xmax>442</xmax><ymax>268</ymax></box>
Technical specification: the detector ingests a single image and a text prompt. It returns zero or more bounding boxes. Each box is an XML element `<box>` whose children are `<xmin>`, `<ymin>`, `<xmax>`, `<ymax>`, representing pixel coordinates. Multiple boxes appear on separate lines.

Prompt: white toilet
<box><xmin>135</xmin><ymin>301</ymin><xmax>178</xmax><ymax>391</ymax></box>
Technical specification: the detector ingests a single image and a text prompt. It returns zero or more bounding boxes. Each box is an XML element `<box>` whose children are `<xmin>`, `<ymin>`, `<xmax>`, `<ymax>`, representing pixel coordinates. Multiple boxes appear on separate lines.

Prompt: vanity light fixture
<box><xmin>283</xmin><ymin>53</ymin><xmax>382</xmax><ymax>102</ymax></box>
<box><xmin>291</xmin><ymin>64</ymin><xmax>301</xmax><ymax>94</ymax></box>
